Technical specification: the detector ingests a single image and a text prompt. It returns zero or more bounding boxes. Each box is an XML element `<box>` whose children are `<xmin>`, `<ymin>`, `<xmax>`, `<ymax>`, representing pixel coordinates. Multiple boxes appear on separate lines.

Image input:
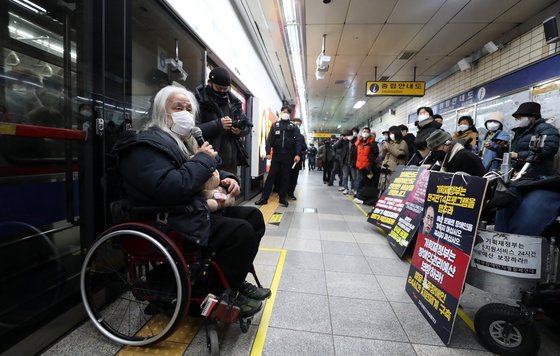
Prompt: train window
<box><xmin>130</xmin><ymin>0</ymin><xmax>205</xmax><ymax>128</ymax></box>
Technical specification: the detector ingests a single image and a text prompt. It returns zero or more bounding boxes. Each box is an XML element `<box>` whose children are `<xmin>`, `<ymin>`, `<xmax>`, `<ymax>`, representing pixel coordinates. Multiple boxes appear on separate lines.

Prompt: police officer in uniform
<box><xmin>255</xmin><ymin>106</ymin><xmax>304</xmax><ymax>207</ymax></box>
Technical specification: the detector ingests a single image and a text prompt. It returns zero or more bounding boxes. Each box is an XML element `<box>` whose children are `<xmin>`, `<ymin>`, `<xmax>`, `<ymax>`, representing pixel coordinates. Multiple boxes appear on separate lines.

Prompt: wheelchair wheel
<box><xmin>206</xmin><ymin>320</ymin><xmax>219</xmax><ymax>356</ymax></box>
<box><xmin>80</xmin><ymin>223</ymin><xmax>191</xmax><ymax>346</ymax></box>
<box><xmin>474</xmin><ymin>303</ymin><xmax>540</xmax><ymax>356</ymax></box>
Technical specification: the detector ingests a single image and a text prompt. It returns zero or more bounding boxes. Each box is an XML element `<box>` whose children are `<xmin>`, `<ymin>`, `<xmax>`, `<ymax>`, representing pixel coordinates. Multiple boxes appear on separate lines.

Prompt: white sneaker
<box><xmin>351</xmin><ymin>189</ymin><xmax>357</xmax><ymax>194</ymax></box>
<box><xmin>338</xmin><ymin>187</ymin><xmax>345</xmax><ymax>191</ymax></box>
<box><xmin>343</xmin><ymin>189</ymin><xmax>348</xmax><ymax>194</ymax></box>
<box><xmin>353</xmin><ymin>198</ymin><xmax>364</xmax><ymax>204</ymax></box>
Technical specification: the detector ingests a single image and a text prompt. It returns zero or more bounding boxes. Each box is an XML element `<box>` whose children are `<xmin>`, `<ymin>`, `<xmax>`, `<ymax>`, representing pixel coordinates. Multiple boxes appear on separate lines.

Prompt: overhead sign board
<box><xmin>366</xmin><ymin>81</ymin><xmax>425</xmax><ymax>97</ymax></box>
<box><xmin>313</xmin><ymin>133</ymin><xmax>336</xmax><ymax>138</ymax></box>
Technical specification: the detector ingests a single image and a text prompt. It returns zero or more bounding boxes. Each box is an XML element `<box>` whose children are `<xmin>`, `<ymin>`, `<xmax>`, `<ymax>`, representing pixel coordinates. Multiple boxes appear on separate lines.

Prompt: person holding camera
<box><xmin>495</xmin><ymin>102</ymin><xmax>560</xmax><ymax>235</ymax></box>
<box><xmin>195</xmin><ymin>67</ymin><xmax>251</xmax><ymax>174</ymax></box>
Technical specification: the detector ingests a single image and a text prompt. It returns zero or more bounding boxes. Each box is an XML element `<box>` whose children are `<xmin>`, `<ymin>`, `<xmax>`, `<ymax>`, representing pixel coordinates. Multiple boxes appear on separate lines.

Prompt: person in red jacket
<box><xmin>354</xmin><ymin>127</ymin><xmax>378</xmax><ymax>195</ymax></box>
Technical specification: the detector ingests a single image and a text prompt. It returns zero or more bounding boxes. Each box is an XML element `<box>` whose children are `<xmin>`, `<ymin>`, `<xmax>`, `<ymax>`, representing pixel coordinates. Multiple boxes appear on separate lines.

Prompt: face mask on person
<box><xmin>417</xmin><ymin>114</ymin><xmax>429</xmax><ymax>121</ymax></box>
<box><xmin>389</xmin><ymin>134</ymin><xmax>395</xmax><ymax>141</ymax></box>
<box><xmin>457</xmin><ymin>124</ymin><xmax>469</xmax><ymax>132</ymax></box>
<box><xmin>486</xmin><ymin>122</ymin><xmax>500</xmax><ymax>132</ymax></box>
<box><xmin>362</xmin><ymin>132</ymin><xmax>369</xmax><ymax>138</ymax></box>
<box><xmin>281</xmin><ymin>113</ymin><xmax>290</xmax><ymax>121</ymax></box>
<box><xmin>432</xmin><ymin>149</ymin><xmax>447</xmax><ymax>162</ymax></box>
<box><xmin>516</xmin><ymin>117</ymin><xmax>530</xmax><ymax>128</ymax></box>
<box><xmin>383</xmin><ymin>135</ymin><xmax>389</xmax><ymax>141</ymax></box>
<box><xmin>353</xmin><ymin>132</ymin><xmax>358</xmax><ymax>137</ymax></box>
<box><xmin>169</xmin><ymin>110</ymin><xmax>195</xmax><ymax>136</ymax></box>
<box><xmin>211</xmin><ymin>88</ymin><xmax>228</xmax><ymax>99</ymax></box>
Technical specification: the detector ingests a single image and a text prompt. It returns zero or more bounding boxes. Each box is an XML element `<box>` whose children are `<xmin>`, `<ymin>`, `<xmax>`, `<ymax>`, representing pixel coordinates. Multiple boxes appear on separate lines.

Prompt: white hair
<box><xmin>144</xmin><ymin>85</ymin><xmax>199</xmax><ymax>157</ymax></box>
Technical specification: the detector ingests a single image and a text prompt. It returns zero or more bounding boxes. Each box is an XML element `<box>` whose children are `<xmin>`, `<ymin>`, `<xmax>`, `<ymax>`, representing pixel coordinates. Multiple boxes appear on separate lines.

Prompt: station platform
<box><xmin>42</xmin><ymin>169</ymin><xmax>559</xmax><ymax>356</ymax></box>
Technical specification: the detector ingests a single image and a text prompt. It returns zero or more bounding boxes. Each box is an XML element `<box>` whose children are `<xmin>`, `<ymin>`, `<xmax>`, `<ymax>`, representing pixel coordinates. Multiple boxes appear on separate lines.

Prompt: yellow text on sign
<box><xmin>366</xmin><ymin>81</ymin><xmax>425</xmax><ymax>97</ymax></box>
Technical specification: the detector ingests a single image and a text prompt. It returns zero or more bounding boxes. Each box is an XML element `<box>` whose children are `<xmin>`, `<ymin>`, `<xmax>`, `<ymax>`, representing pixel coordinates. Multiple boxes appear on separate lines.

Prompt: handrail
<box><xmin>0</xmin><ymin>122</ymin><xmax>86</xmax><ymax>141</ymax></box>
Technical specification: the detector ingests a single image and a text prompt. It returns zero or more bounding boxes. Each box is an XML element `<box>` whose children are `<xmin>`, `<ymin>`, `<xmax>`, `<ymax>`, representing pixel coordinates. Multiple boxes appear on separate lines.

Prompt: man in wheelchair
<box><xmin>112</xmin><ymin>85</ymin><xmax>270</xmax><ymax>318</ymax></box>
<box><xmin>494</xmin><ymin>102</ymin><xmax>560</xmax><ymax>235</ymax></box>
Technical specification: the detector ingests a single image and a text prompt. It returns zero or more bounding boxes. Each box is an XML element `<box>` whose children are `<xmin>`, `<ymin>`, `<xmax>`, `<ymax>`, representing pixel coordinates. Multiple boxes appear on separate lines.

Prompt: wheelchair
<box><xmin>465</xmin><ymin>154</ymin><xmax>560</xmax><ymax>356</ymax></box>
<box><xmin>80</xmin><ymin>207</ymin><xmax>264</xmax><ymax>355</ymax></box>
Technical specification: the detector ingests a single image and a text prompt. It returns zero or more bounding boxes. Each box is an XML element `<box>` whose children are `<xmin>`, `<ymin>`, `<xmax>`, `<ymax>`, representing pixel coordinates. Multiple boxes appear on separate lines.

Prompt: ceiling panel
<box><xmin>449</xmin><ymin>23</ymin><xmax>513</xmax><ymax>57</ymax></box>
<box><xmin>330</xmin><ymin>55</ymin><xmax>364</xmax><ymax>76</ymax></box>
<box><xmin>421</xmin><ymin>54</ymin><xmax>464</xmax><ymax>76</ymax></box>
<box><xmin>337</xmin><ymin>24</ymin><xmax>383</xmax><ymax>55</ymax></box>
<box><xmin>451</xmin><ymin>0</ymin><xmax>519</xmax><ymax>23</ymax></box>
<box><xmin>305</xmin><ymin>0</ymin><xmax>351</xmax><ymax>25</ymax></box>
<box><xmin>420</xmin><ymin>23</ymin><xmax>487</xmax><ymax>55</ymax></box>
<box><xmin>306</xmin><ymin>24</ymin><xmax>344</xmax><ymax>60</ymax></box>
<box><xmin>368</xmin><ymin>24</ymin><xmax>424</xmax><ymax>55</ymax></box>
<box><xmin>387</xmin><ymin>0</ymin><xmax>446</xmax><ymax>24</ymax></box>
<box><xmin>346</xmin><ymin>0</ymin><xmax>397</xmax><ymax>24</ymax></box>
<box><xmin>404</xmin><ymin>0</ymin><xmax>470</xmax><ymax>52</ymax></box>
<box><xmin>357</xmin><ymin>54</ymin><xmax>396</xmax><ymax>76</ymax></box>
<box><xmin>494</xmin><ymin>0</ymin><xmax>558</xmax><ymax>23</ymax></box>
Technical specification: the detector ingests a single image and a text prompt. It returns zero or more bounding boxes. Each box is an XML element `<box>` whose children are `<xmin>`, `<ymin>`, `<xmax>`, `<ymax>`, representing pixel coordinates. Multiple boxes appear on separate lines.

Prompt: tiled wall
<box><xmin>370</xmin><ymin>25</ymin><xmax>556</xmax><ymax>135</ymax></box>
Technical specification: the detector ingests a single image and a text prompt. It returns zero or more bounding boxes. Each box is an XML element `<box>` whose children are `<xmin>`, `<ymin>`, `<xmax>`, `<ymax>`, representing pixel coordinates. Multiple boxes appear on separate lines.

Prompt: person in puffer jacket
<box><xmin>113</xmin><ymin>85</ymin><xmax>270</xmax><ymax>317</ymax></box>
<box><xmin>480</xmin><ymin>111</ymin><xmax>509</xmax><ymax>171</ymax></box>
<box><xmin>495</xmin><ymin>102</ymin><xmax>560</xmax><ymax>236</ymax></box>
<box><xmin>355</xmin><ymin>127</ymin><xmax>378</xmax><ymax>194</ymax></box>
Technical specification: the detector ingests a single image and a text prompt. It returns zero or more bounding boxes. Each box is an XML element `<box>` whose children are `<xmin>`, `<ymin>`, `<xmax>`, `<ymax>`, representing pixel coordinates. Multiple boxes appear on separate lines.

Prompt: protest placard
<box><xmin>405</xmin><ymin>171</ymin><xmax>487</xmax><ymax>345</ymax></box>
<box><xmin>387</xmin><ymin>168</ymin><xmax>429</xmax><ymax>257</ymax></box>
<box><xmin>368</xmin><ymin>166</ymin><xmax>423</xmax><ymax>233</ymax></box>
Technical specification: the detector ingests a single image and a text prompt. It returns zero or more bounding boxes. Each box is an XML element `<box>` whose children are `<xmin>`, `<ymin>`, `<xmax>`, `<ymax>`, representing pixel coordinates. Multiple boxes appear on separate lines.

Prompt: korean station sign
<box><xmin>313</xmin><ymin>133</ymin><xmax>336</xmax><ymax>138</ymax></box>
<box><xmin>366</xmin><ymin>81</ymin><xmax>425</xmax><ymax>97</ymax></box>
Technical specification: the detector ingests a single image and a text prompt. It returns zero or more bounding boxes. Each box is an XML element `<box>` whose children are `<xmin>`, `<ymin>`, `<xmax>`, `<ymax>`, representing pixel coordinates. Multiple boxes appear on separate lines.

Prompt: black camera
<box><xmin>528</xmin><ymin>134</ymin><xmax>546</xmax><ymax>152</ymax></box>
<box><xmin>232</xmin><ymin>118</ymin><xmax>253</xmax><ymax>130</ymax></box>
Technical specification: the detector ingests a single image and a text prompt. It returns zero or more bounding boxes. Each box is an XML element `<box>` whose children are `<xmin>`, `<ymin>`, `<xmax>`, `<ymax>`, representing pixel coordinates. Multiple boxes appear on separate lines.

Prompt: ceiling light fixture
<box><xmin>281</xmin><ymin>0</ymin><xmax>308</xmax><ymax>130</ymax></box>
<box><xmin>353</xmin><ymin>100</ymin><xmax>366</xmax><ymax>109</ymax></box>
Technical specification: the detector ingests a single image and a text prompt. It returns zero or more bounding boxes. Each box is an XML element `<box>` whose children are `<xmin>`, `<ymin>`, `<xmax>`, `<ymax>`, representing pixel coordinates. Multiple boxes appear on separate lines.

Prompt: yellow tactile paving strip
<box><xmin>117</xmin><ymin>315</ymin><xmax>203</xmax><ymax>355</ymax></box>
<box><xmin>258</xmin><ymin>194</ymin><xmax>281</xmax><ymax>223</ymax></box>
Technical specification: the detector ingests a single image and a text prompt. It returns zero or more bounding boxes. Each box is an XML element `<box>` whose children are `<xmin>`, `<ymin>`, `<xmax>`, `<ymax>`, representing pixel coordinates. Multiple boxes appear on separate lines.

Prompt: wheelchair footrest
<box><xmin>200</xmin><ymin>292</ymin><xmax>241</xmax><ymax>324</ymax></box>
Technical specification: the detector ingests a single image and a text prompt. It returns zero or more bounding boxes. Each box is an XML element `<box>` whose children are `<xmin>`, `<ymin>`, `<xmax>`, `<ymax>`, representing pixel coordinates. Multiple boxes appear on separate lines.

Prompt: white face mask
<box><xmin>383</xmin><ymin>135</ymin><xmax>389</xmax><ymax>141</ymax></box>
<box><xmin>457</xmin><ymin>124</ymin><xmax>469</xmax><ymax>132</ymax></box>
<box><xmin>353</xmin><ymin>132</ymin><xmax>358</xmax><ymax>137</ymax></box>
<box><xmin>389</xmin><ymin>134</ymin><xmax>395</xmax><ymax>141</ymax></box>
<box><xmin>516</xmin><ymin>117</ymin><xmax>530</xmax><ymax>128</ymax></box>
<box><xmin>486</xmin><ymin>122</ymin><xmax>500</xmax><ymax>132</ymax></box>
<box><xmin>170</xmin><ymin>110</ymin><xmax>195</xmax><ymax>136</ymax></box>
<box><xmin>281</xmin><ymin>113</ymin><xmax>290</xmax><ymax>121</ymax></box>
<box><xmin>417</xmin><ymin>114</ymin><xmax>429</xmax><ymax>121</ymax></box>
<box><xmin>362</xmin><ymin>132</ymin><xmax>369</xmax><ymax>138</ymax></box>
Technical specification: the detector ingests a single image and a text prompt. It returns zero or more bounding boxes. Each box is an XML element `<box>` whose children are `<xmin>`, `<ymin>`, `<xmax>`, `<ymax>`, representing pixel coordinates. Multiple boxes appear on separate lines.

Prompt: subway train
<box><xmin>1</xmin><ymin>0</ymin><xmax>560</xmax><ymax>355</ymax></box>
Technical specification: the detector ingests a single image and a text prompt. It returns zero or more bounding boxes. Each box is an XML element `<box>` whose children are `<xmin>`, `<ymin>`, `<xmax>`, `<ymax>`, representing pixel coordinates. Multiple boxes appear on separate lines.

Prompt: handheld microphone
<box><xmin>191</xmin><ymin>127</ymin><xmax>205</xmax><ymax>147</ymax></box>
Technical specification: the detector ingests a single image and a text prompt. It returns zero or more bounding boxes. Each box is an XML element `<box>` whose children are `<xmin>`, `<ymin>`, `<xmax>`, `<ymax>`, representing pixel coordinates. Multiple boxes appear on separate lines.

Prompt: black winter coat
<box><xmin>511</xmin><ymin>118</ymin><xmax>560</xmax><ymax>177</ymax></box>
<box><xmin>112</xmin><ymin>127</ymin><xmax>237</xmax><ymax>246</ymax></box>
<box><xmin>443</xmin><ymin>143</ymin><xmax>486</xmax><ymax>177</ymax></box>
<box><xmin>414</xmin><ymin>119</ymin><xmax>442</xmax><ymax>150</ymax></box>
<box><xmin>332</xmin><ymin>138</ymin><xmax>349</xmax><ymax>162</ymax></box>
<box><xmin>194</xmin><ymin>85</ymin><xmax>250</xmax><ymax>163</ymax></box>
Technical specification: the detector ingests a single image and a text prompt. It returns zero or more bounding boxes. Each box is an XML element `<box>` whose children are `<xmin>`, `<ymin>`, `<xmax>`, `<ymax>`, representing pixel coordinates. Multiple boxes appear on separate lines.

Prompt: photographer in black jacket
<box><xmin>195</xmin><ymin>67</ymin><xmax>251</xmax><ymax>174</ymax></box>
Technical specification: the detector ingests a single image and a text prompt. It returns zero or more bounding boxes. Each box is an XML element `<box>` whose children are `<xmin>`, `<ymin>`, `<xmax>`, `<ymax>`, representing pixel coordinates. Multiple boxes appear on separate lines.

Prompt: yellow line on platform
<box><xmin>258</xmin><ymin>195</ymin><xmax>280</xmax><ymax>223</ymax></box>
<box><xmin>346</xmin><ymin>194</ymin><xmax>369</xmax><ymax>217</ymax></box>
<box><xmin>250</xmin><ymin>248</ymin><xmax>287</xmax><ymax>356</ymax></box>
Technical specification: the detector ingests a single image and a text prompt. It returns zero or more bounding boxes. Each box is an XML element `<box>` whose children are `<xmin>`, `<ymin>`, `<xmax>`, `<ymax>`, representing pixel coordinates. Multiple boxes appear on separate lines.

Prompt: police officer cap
<box><xmin>426</xmin><ymin>129</ymin><xmax>452</xmax><ymax>150</ymax></box>
<box><xmin>209</xmin><ymin>67</ymin><xmax>231</xmax><ymax>86</ymax></box>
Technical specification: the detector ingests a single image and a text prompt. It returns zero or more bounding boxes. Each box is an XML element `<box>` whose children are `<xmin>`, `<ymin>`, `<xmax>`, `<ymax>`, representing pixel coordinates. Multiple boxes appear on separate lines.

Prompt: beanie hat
<box><xmin>208</xmin><ymin>67</ymin><xmax>231</xmax><ymax>86</ymax></box>
<box><xmin>426</xmin><ymin>129</ymin><xmax>452</xmax><ymax>150</ymax></box>
<box><xmin>485</xmin><ymin>111</ymin><xmax>504</xmax><ymax>125</ymax></box>
<box><xmin>512</xmin><ymin>102</ymin><xmax>541</xmax><ymax>119</ymax></box>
